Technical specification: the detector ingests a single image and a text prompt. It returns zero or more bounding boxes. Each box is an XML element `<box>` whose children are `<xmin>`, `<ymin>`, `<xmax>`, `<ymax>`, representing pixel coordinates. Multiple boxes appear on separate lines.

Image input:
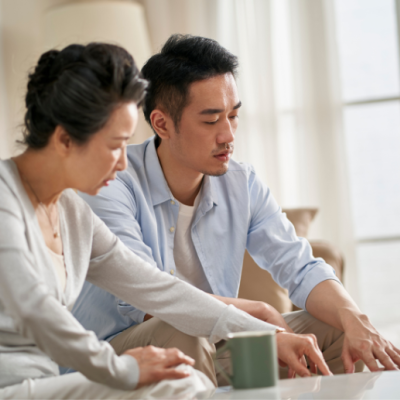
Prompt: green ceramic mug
<box><xmin>214</xmin><ymin>330</ymin><xmax>278</xmax><ymax>389</ymax></box>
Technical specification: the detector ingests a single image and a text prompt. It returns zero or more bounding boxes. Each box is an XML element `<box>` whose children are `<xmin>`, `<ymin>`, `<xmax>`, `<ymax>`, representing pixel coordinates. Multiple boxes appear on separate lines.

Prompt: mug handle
<box><xmin>213</xmin><ymin>342</ymin><xmax>233</xmax><ymax>386</ymax></box>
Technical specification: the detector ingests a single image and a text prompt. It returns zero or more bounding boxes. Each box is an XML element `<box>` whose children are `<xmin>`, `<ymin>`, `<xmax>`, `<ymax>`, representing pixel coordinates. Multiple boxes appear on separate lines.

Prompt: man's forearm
<box><xmin>305</xmin><ymin>280</ymin><xmax>366</xmax><ymax>332</ymax></box>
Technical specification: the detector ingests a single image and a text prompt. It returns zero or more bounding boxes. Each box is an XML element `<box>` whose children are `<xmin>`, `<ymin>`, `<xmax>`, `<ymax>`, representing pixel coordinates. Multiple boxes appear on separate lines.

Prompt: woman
<box><xmin>0</xmin><ymin>43</ymin><xmax>330</xmax><ymax>399</ymax></box>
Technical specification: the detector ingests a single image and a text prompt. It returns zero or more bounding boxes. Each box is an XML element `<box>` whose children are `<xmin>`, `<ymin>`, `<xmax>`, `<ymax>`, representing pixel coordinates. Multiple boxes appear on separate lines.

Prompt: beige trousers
<box><xmin>110</xmin><ymin>311</ymin><xmax>364</xmax><ymax>387</ymax></box>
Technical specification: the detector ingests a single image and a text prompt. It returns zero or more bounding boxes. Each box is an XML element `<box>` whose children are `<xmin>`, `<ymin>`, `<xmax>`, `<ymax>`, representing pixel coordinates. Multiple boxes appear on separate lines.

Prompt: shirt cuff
<box><xmin>116</xmin><ymin>354</ymin><xmax>140</xmax><ymax>390</ymax></box>
<box><xmin>290</xmin><ymin>262</ymin><xmax>342</xmax><ymax>310</ymax></box>
<box><xmin>209</xmin><ymin>304</ymin><xmax>278</xmax><ymax>343</ymax></box>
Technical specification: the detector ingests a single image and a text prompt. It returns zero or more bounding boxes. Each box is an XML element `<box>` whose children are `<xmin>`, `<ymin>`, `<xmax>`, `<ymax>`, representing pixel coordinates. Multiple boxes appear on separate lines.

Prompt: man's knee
<box><xmin>155</xmin><ymin>321</ymin><xmax>214</xmax><ymax>360</ymax></box>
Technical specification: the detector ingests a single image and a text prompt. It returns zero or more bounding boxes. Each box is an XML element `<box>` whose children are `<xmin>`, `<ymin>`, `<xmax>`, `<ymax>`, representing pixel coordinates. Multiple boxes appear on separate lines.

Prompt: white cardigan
<box><xmin>0</xmin><ymin>159</ymin><xmax>277</xmax><ymax>389</ymax></box>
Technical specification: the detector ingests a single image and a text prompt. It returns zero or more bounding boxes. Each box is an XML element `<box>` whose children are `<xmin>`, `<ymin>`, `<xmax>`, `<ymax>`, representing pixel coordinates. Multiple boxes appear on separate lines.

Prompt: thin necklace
<box><xmin>23</xmin><ymin>177</ymin><xmax>60</xmax><ymax>239</ymax></box>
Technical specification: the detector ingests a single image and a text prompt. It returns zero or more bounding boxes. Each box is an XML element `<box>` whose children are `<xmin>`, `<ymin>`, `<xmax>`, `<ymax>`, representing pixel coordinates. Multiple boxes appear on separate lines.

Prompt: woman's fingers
<box><xmin>286</xmin><ymin>355</ymin><xmax>311</xmax><ymax>377</ymax></box>
<box><xmin>134</xmin><ymin>346</ymin><xmax>196</xmax><ymax>388</ymax></box>
<box><xmin>303</xmin><ymin>337</ymin><xmax>332</xmax><ymax>376</ymax></box>
<box><xmin>163</xmin><ymin>347</ymin><xmax>195</xmax><ymax>367</ymax></box>
<box><xmin>287</xmin><ymin>366</ymin><xmax>296</xmax><ymax>379</ymax></box>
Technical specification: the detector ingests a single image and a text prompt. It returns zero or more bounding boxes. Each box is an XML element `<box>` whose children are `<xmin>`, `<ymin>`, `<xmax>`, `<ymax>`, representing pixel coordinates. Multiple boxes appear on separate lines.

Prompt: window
<box><xmin>335</xmin><ymin>0</ymin><xmax>400</xmax><ymax>340</ymax></box>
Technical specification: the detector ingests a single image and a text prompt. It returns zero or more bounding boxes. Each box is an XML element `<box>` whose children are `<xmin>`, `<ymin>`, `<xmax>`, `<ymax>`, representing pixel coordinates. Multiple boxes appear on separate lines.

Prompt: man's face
<box><xmin>168</xmin><ymin>73</ymin><xmax>240</xmax><ymax>176</ymax></box>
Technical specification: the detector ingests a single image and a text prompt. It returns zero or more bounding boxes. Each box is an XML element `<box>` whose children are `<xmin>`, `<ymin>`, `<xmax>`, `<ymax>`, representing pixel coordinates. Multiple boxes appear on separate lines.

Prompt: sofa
<box><xmin>238</xmin><ymin>208</ymin><xmax>344</xmax><ymax>314</ymax></box>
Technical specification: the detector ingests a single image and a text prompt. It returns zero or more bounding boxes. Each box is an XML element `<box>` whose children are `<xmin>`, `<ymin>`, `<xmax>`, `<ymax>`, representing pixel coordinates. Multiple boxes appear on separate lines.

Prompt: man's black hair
<box><xmin>141</xmin><ymin>34</ymin><xmax>239</xmax><ymax>142</ymax></box>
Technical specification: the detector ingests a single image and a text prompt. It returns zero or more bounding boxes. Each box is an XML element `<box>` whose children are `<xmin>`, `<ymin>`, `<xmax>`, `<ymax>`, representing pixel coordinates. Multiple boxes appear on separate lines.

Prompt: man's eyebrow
<box><xmin>233</xmin><ymin>100</ymin><xmax>242</xmax><ymax>110</ymax></box>
<box><xmin>199</xmin><ymin>100</ymin><xmax>242</xmax><ymax>115</ymax></box>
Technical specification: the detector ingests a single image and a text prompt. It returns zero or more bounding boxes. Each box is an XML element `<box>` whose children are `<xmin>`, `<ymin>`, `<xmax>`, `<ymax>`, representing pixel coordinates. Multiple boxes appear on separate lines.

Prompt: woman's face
<box><xmin>65</xmin><ymin>102</ymin><xmax>138</xmax><ymax>195</ymax></box>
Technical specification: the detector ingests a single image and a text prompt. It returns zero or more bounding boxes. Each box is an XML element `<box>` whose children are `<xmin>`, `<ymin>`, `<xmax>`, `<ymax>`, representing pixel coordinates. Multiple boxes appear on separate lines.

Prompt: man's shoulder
<box><xmin>116</xmin><ymin>137</ymin><xmax>154</xmax><ymax>186</ymax></box>
<box><xmin>216</xmin><ymin>159</ymin><xmax>256</xmax><ymax>186</ymax></box>
<box><xmin>226</xmin><ymin>159</ymin><xmax>256</xmax><ymax>175</ymax></box>
<box><xmin>125</xmin><ymin>138</ymin><xmax>153</xmax><ymax>168</ymax></box>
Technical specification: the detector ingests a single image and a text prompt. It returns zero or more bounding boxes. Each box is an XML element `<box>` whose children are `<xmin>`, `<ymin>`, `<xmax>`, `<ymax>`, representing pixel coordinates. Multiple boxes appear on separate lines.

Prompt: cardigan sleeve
<box><xmin>87</xmin><ymin>212</ymin><xmax>279</xmax><ymax>344</ymax></box>
<box><xmin>0</xmin><ymin>179</ymin><xmax>139</xmax><ymax>390</ymax></box>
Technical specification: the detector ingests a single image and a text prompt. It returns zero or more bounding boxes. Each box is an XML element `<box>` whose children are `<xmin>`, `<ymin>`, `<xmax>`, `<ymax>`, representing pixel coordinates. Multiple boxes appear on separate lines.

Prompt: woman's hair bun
<box><xmin>26</xmin><ymin>50</ymin><xmax>59</xmax><ymax>100</ymax></box>
<box><xmin>23</xmin><ymin>43</ymin><xmax>147</xmax><ymax>149</ymax></box>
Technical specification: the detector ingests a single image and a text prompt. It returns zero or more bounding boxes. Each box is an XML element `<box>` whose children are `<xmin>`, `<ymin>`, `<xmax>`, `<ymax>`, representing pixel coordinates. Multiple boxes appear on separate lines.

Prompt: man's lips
<box><xmin>214</xmin><ymin>151</ymin><xmax>232</xmax><ymax>162</ymax></box>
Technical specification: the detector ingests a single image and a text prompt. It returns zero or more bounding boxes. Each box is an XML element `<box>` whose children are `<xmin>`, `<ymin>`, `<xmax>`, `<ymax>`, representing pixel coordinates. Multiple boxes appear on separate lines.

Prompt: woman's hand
<box><xmin>123</xmin><ymin>346</ymin><xmax>195</xmax><ymax>388</ymax></box>
<box><xmin>249</xmin><ymin>301</ymin><xmax>293</xmax><ymax>333</ymax></box>
<box><xmin>276</xmin><ymin>331</ymin><xmax>333</xmax><ymax>378</ymax></box>
<box><xmin>210</xmin><ymin>295</ymin><xmax>292</xmax><ymax>332</ymax></box>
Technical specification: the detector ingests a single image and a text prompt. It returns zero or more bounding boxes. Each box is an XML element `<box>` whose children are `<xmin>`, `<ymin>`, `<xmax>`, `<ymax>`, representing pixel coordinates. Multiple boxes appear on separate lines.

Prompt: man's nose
<box><xmin>217</xmin><ymin>118</ymin><xmax>235</xmax><ymax>144</ymax></box>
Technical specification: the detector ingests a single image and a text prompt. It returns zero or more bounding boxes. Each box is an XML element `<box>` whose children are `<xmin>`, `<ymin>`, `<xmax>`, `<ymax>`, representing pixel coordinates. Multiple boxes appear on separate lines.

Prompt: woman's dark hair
<box><xmin>141</xmin><ymin>34</ymin><xmax>238</xmax><ymax>142</ymax></box>
<box><xmin>23</xmin><ymin>43</ymin><xmax>147</xmax><ymax>149</ymax></box>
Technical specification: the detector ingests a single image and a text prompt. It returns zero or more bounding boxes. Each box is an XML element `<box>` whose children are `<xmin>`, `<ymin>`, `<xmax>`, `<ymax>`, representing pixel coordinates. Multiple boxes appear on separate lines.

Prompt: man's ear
<box><xmin>52</xmin><ymin>125</ymin><xmax>73</xmax><ymax>156</ymax></box>
<box><xmin>150</xmin><ymin>109</ymin><xmax>174</xmax><ymax>140</ymax></box>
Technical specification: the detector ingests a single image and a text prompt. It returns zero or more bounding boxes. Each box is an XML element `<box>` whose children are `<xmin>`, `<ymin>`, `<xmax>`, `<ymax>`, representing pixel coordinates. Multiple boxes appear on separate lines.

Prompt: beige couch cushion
<box><xmin>239</xmin><ymin>208</ymin><xmax>343</xmax><ymax>314</ymax></box>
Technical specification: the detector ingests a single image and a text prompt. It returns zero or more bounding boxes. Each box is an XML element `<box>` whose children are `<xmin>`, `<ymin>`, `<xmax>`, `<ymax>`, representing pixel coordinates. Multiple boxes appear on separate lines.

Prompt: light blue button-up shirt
<box><xmin>73</xmin><ymin>137</ymin><xmax>339</xmax><ymax>342</ymax></box>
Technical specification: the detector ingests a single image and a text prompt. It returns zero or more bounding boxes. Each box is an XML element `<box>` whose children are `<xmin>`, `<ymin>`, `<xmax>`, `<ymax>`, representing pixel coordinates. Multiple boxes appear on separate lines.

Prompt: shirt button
<box><xmin>170</xmin><ymin>227</ymin><xmax>175</xmax><ymax>233</ymax></box>
<box><xmin>170</xmin><ymin>200</ymin><xmax>175</xmax><ymax>205</ymax></box>
<box><xmin>170</xmin><ymin>269</ymin><xmax>174</xmax><ymax>275</ymax></box>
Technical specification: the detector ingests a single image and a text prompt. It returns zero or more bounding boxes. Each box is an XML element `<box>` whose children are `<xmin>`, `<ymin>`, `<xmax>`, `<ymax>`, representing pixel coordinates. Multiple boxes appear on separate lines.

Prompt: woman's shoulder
<box><xmin>0</xmin><ymin>159</ymin><xmax>20</xmax><ymax>190</ymax></box>
<box><xmin>60</xmin><ymin>188</ymin><xmax>94</xmax><ymax>221</ymax></box>
<box><xmin>0</xmin><ymin>159</ymin><xmax>26</xmax><ymax>212</ymax></box>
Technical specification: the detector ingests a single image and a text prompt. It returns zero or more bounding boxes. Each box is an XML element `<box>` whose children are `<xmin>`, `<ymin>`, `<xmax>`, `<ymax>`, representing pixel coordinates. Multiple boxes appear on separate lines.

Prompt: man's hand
<box><xmin>341</xmin><ymin>312</ymin><xmax>400</xmax><ymax>373</ymax></box>
<box><xmin>276</xmin><ymin>331</ymin><xmax>333</xmax><ymax>378</ymax></box>
<box><xmin>306</xmin><ymin>280</ymin><xmax>400</xmax><ymax>373</ymax></box>
<box><xmin>210</xmin><ymin>295</ymin><xmax>292</xmax><ymax>332</ymax></box>
<box><xmin>123</xmin><ymin>346</ymin><xmax>195</xmax><ymax>388</ymax></box>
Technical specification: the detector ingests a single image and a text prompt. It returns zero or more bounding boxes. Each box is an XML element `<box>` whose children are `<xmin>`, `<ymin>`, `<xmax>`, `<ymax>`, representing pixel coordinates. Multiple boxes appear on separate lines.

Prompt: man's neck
<box><xmin>156</xmin><ymin>141</ymin><xmax>203</xmax><ymax>206</ymax></box>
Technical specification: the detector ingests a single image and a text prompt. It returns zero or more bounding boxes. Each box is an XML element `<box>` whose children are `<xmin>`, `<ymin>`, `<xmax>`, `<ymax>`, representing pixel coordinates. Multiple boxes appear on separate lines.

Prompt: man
<box><xmin>73</xmin><ymin>35</ymin><xmax>400</xmax><ymax>385</ymax></box>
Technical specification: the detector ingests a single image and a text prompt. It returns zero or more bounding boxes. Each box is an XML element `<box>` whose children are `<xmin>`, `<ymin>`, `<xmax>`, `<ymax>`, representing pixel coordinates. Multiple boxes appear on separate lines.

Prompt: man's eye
<box><xmin>205</xmin><ymin>120</ymin><xmax>218</xmax><ymax>125</ymax></box>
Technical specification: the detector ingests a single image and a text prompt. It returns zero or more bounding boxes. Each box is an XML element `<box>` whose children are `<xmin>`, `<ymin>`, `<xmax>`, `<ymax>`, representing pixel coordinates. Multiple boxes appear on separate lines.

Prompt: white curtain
<box><xmin>142</xmin><ymin>0</ymin><xmax>358</xmax><ymax>298</ymax></box>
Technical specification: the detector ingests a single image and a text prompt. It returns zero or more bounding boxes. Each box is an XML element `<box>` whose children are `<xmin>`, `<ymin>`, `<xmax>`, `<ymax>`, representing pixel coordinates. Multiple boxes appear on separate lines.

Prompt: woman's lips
<box><xmin>214</xmin><ymin>152</ymin><xmax>231</xmax><ymax>162</ymax></box>
<box><xmin>103</xmin><ymin>180</ymin><xmax>110</xmax><ymax>187</ymax></box>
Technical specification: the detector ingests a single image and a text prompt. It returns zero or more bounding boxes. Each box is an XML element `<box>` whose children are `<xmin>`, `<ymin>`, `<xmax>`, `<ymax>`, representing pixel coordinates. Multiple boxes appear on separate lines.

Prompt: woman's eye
<box><xmin>230</xmin><ymin>115</ymin><xmax>239</xmax><ymax>120</ymax></box>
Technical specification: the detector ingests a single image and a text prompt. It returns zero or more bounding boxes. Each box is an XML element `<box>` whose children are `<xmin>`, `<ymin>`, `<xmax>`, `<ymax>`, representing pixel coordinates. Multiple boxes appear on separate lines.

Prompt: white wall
<box><xmin>0</xmin><ymin>0</ymin><xmax>152</xmax><ymax>159</ymax></box>
<box><xmin>0</xmin><ymin>1</ymin><xmax>10</xmax><ymax>159</ymax></box>
<box><xmin>0</xmin><ymin>0</ymin><xmax>68</xmax><ymax>157</ymax></box>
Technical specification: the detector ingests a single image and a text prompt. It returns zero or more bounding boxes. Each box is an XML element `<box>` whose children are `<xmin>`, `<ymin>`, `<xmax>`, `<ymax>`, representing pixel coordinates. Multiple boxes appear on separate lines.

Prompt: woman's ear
<box><xmin>150</xmin><ymin>109</ymin><xmax>174</xmax><ymax>140</ymax></box>
<box><xmin>52</xmin><ymin>125</ymin><xmax>73</xmax><ymax>156</ymax></box>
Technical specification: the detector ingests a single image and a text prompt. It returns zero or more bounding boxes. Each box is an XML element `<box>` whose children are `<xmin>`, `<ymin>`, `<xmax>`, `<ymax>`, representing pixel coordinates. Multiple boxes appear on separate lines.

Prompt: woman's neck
<box><xmin>12</xmin><ymin>149</ymin><xmax>67</xmax><ymax>206</ymax></box>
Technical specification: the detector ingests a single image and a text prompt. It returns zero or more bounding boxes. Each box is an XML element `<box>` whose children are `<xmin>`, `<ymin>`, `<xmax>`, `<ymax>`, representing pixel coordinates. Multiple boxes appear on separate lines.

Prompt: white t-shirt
<box><xmin>173</xmin><ymin>192</ymin><xmax>212</xmax><ymax>293</ymax></box>
<box><xmin>47</xmin><ymin>248</ymin><xmax>67</xmax><ymax>292</ymax></box>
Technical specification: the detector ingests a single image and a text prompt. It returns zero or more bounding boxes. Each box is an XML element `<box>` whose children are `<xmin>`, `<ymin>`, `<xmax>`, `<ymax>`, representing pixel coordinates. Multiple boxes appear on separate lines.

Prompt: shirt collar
<box><xmin>145</xmin><ymin>137</ymin><xmax>219</xmax><ymax>207</ymax></box>
<box><xmin>145</xmin><ymin>138</ymin><xmax>173</xmax><ymax>206</ymax></box>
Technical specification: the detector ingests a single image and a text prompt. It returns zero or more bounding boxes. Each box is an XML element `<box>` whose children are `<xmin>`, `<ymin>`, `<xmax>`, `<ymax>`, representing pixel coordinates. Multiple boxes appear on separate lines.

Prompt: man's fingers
<box><xmin>392</xmin><ymin>345</ymin><xmax>400</xmax><ymax>356</ymax></box>
<box><xmin>341</xmin><ymin>347</ymin><xmax>355</xmax><ymax>374</ymax></box>
<box><xmin>374</xmin><ymin>349</ymin><xmax>399</xmax><ymax>371</ymax></box>
<box><xmin>363</xmin><ymin>355</ymin><xmax>380</xmax><ymax>372</ymax></box>
<box><xmin>387</xmin><ymin>348</ymin><xmax>400</xmax><ymax>367</ymax></box>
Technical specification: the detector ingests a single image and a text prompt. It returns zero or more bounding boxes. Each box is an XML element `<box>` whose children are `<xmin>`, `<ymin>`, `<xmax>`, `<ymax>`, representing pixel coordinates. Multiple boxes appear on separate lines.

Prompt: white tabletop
<box><xmin>200</xmin><ymin>371</ymin><xmax>400</xmax><ymax>399</ymax></box>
